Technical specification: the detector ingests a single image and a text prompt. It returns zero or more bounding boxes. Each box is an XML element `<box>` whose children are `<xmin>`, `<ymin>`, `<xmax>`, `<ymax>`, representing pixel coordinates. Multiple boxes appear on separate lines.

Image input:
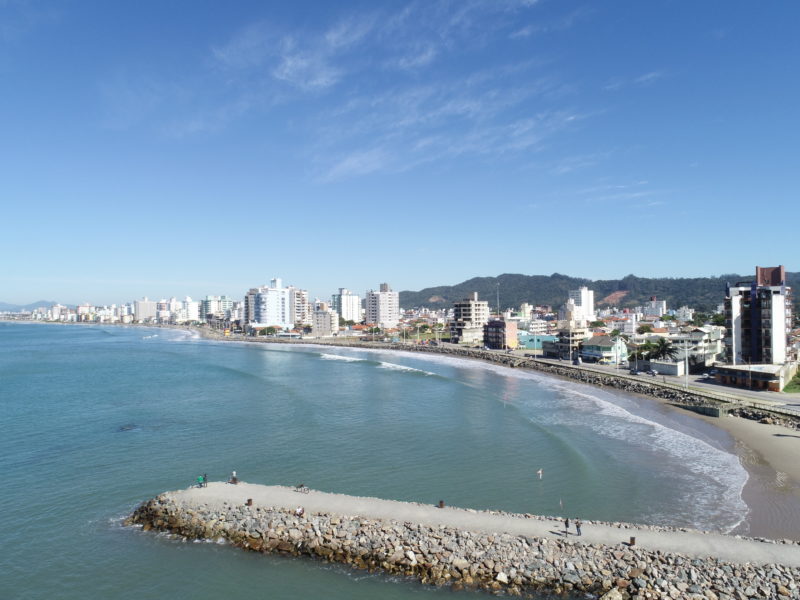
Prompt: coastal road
<box><xmin>507</xmin><ymin>352</ymin><xmax>799</xmax><ymax>408</ymax></box>
<box><xmin>172</xmin><ymin>482</ymin><xmax>800</xmax><ymax>568</ymax></box>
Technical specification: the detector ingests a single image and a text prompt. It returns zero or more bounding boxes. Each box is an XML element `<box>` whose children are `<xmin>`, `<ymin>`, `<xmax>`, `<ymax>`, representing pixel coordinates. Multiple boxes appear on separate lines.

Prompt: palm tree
<box><xmin>649</xmin><ymin>337</ymin><xmax>679</xmax><ymax>361</ymax></box>
<box><xmin>629</xmin><ymin>340</ymin><xmax>656</xmax><ymax>362</ymax></box>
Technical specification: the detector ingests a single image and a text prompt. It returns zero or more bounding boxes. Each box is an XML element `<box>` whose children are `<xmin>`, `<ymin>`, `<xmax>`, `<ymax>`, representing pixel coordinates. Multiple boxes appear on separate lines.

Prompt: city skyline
<box><xmin>2</xmin><ymin>1</ymin><xmax>799</xmax><ymax>304</ymax></box>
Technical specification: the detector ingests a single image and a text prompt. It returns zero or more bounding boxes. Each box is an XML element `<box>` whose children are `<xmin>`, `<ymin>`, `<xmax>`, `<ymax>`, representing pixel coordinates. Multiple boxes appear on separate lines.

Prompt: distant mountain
<box><xmin>0</xmin><ymin>300</ymin><xmax>58</xmax><ymax>312</ymax></box>
<box><xmin>399</xmin><ymin>272</ymin><xmax>800</xmax><ymax>313</ymax></box>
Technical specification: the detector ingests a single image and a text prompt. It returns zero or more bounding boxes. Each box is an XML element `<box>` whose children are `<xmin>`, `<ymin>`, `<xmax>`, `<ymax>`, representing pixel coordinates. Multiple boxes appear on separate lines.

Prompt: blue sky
<box><xmin>1</xmin><ymin>0</ymin><xmax>798</xmax><ymax>305</ymax></box>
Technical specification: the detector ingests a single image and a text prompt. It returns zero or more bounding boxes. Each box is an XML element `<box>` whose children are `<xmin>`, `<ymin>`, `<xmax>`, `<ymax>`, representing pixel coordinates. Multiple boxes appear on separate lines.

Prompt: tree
<box><xmin>589</xmin><ymin>320</ymin><xmax>606</xmax><ymax>328</ymax></box>
<box><xmin>692</xmin><ymin>313</ymin><xmax>710</xmax><ymax>326</ymax></box>
<box><xmin>610</xmin><ymin>329</ymin><xmax>621</xmax><ymax>337</ymax></box>
<box><xmin>629</xmin><ymin>340</ymin><xmax>656</xmax><ymax>362</ymax></box>
<box><xmin>636</xmin><ymin>324</ymin><xmax>653</xmax><ymax>334</ymax></box>
<box><xmin>711</xmin><ymin>314</ymin><xmax>725</xmax><ymax>326</ymax></box>
<box><xmin>649</xmin><ymin>337</ymin><xmax>679</xmax><ymax>361</ymax></box>
<box><xmin>265</xmin><ymin>326</ymin><xmax>277</xmax><ymax>336</ymax></box>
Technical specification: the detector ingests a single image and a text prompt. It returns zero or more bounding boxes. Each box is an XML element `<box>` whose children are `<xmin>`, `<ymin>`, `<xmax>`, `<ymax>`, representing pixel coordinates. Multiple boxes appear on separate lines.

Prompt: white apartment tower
<box><xmin>567</xmin><ymin>286</ymin><xmax>595</xmax><ymax>323</ymax></box>
<box><xmin>365</xmin><ymin>283</ymin><xmax>400</xmax><ymax>328</ymax></box>
<box><xmin>725</xmin><ymin>265</ymin><xmax>794</xmax><ymax>365</ymax></box>
<box><xmin>249</xmin><ymin>278</ymin><xmax>293</xmax><ymax>330</ymax></box>
<box><xmin>331</xmin><ymin>288</ymin><xmax>361</xmax><ymax>323</ymax></box>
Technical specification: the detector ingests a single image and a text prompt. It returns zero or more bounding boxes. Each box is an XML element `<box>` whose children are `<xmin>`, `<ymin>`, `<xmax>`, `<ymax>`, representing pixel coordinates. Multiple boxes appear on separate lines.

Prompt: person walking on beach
<box><xmin>575</xmin><ymin>519</ymin><xmax>582</xmax><ymax>536</ymax></box>
<box><xmin>202</xmin><ymin>473</ymin><xmax>208</xmax><ymax>488</ymax></box>
<box><xmin>564</xmin><ymin>517</ymin><xmax>570</xmax><ymax>536</ymax></box>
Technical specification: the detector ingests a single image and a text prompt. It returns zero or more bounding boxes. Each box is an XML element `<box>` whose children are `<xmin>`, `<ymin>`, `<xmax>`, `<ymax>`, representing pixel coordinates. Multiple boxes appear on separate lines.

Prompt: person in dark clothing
<box><xmin>564</xmin><ymin>518</ymin><xmax>570</xmax><ymax>536</ymax></box>
<box><xmin>575</xmin><ymin>519</ymin><xmax>582</xmax><ymax>536</ymax></box>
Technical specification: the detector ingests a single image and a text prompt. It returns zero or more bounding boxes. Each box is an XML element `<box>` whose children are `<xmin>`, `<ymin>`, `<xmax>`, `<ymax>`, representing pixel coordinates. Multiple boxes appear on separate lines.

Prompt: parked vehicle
<box><xmin>630</xmin><ymin>369</ymin><xmax>639</xmax><ymax>375</ymax></box>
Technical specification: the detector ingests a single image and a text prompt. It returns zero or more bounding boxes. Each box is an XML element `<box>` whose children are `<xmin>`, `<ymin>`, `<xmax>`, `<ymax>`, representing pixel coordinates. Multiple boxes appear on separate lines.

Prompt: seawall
<box><xmin>126</xmin><ymin>483</ymin><xmax>800</xmax><ymax>599</ymax></box>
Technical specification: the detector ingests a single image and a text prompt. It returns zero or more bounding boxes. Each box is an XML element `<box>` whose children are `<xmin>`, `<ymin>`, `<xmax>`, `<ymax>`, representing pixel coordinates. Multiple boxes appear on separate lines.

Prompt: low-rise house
<box><xmin>579</xmin><ymin>335</ymin><xmax>628</xmax><ymax>363</ymax></box>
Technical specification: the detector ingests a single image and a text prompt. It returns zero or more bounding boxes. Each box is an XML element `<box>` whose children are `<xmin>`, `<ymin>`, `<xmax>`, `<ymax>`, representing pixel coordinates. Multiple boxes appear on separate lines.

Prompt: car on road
<box><xmin>629</xmin><ymin>369</ymin><xmax>639</xmax><ymax>375</ymax></box>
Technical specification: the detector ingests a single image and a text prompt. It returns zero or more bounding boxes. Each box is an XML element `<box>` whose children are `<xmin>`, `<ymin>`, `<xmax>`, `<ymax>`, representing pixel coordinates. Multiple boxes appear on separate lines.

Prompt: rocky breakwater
<box><xmin>127</xmin><ymin>491</ymin><xmax>800</xmax><ymax>599</ymax></box>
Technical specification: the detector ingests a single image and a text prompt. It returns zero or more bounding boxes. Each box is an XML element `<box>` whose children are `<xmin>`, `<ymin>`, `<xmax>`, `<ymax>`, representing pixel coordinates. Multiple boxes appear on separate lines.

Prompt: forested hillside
<box><xmin>399</xmin><ymin>272</ymin><xmax>800</xmax><ymax>313</ymax></box>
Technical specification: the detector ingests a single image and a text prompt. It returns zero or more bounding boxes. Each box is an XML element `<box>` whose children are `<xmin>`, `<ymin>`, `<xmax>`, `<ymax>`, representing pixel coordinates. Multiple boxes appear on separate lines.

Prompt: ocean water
<box><xmin>0</xmin><ymin>323</ymin><xmax>749</xmax><ymax>599</ymax></box>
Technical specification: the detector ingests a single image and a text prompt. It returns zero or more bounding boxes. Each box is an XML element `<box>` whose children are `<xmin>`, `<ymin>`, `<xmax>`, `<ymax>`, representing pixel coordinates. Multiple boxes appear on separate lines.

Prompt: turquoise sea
<box><xmin>0</xmin><ymin>323</ymin><xmax>749</xmax><ymax>599</ymax></box>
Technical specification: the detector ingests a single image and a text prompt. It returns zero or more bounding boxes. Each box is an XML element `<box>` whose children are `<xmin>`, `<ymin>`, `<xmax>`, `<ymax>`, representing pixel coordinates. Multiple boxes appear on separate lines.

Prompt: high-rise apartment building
<box><xmin>288</xmin><ymin>287</ymin><xmax>311</xmax><ymax>326</ymax></box>
<box><xmin>725</xmin><ymin>265</ymin><xmax>794</xmax><ymax>365</ymax></box>
<box><xmin>200</xmin><ymin>295</ymin><xmax>234</xmax><ymax>320</ymax></box>
<box><xmin>331</xmin><ymin>288</ymin><xmax>361</xmax><ymax>323</ymax></box>
<box><xmin>567</xmin><ymin>286</ymin><xmax>595</xmax><ymax>322</ymax></box>
<box><xmin>449</xmin><ymin>292</ymin><xmax>490</xmax><ymax>344</ymax></box>
<box><xmin>365</xmin><ymin>283</ymin><xmax>400</xmax><ymax>328</ymax></box>
<box><xmin>312</xmin><ymin>302</ymin><xmax>339</xmax><ymax>337</ymax></box>
<box><xmin>246</xmin><ymin>278</ymin><xmax>293</xmax><ymax>330</ymax></box>
<box><xmin>134</xmin><ymin>297</ymin><xmax>157</xmax><ymax>322</ymax></box>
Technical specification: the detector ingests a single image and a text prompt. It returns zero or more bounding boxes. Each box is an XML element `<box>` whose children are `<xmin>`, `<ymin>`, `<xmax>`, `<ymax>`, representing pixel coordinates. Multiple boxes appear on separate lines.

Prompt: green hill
<box><xmin>399</xmin><ymin>272</ymin><xmax>800</xmax><ymax>314</ymax></box>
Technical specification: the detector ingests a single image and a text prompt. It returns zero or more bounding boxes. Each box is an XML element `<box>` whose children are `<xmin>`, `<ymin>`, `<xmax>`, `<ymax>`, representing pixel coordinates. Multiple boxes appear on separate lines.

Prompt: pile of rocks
<box><xmin>127</xmin><ymin>495</ymin><xmax>800</xmax><ymax>599</ymax></box>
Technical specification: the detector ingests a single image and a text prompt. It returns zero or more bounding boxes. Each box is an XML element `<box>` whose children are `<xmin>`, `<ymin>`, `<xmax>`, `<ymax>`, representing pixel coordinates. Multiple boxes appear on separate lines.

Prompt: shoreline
<box><xmin>196</xmin><ymin>330</ymin><xmax>800</xmax><ymax>541</ymax></box>
<box><xmin>6</xmin><ymin>320</ymin><xmax>800</xmax><ymax>540</ymax></box>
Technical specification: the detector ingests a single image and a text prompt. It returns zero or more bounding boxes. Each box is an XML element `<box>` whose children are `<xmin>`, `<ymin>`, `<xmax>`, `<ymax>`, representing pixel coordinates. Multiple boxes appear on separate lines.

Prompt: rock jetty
<box><xmin>126</xmin><ymin>484</ymin><xmax>800</xmax><ymax>599</ymax></box>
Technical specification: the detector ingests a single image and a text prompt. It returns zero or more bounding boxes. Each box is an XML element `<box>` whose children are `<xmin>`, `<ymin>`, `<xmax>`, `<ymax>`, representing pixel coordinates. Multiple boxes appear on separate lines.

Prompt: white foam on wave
<box><xmin>482</xmin><ymin>373</ymin><xmax>749</xmax><ymax>531</ymax></box>
<box><xmin>341</xmin><ymin>349</ymin><xmax>749</xmax><ymax>531</ymax></box>
<box><xmin>377</xmin><ymin>362</ymin><xmax>436</xmax><ymax>376</ymax></box>
<box><xmin>319</xmin><ymin>353</ymin><xmax>364</xmax><ymax>363</ymax></box>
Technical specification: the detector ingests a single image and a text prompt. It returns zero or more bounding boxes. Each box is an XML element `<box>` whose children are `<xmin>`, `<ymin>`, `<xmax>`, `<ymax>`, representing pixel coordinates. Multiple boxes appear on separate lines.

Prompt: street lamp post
<box><xmin>684</xmin><ymin>338</ymin><xmax>689</xmax><ymax>389</ymax></box>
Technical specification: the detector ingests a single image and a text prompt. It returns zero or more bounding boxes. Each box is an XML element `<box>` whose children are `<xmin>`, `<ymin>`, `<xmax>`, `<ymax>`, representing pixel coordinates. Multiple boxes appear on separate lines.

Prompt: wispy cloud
<box><xmin>96</xmin><ymin>1</ymin><xmax>597</xmax><ymax>177</ymax></box>
<box><xmin>604</xmin><ymin>70</ymin><xmax>666</xmax><ymax>92</ymax></box>
<box><xmin>323</xmin><ymin>148</ymin><xmax>389</xmax><ymax>181</ymax></box>
<box><xmin>510</xmin><ymin>7</ymin><xmax>593</xmax><ymax>39</ymax></box>
<box><xmin>635</xmin><ymin>71</ymin><xmax>664</xmax><ymax>86</ymax></box>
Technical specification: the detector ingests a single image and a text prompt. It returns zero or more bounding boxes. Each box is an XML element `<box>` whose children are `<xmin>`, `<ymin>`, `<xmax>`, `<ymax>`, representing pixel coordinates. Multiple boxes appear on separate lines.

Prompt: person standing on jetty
<box><xmin>564</xmin><ymin>517</ymin><xmax>570</xmax><ymax>536</ymax></box>
<box><xmin>575</xmin><ymin>519</ymin><xmax>582</xmax><ymax>536</ymax></box>
<box><xmin>202</xmin><ymin>473</ymin><xmax>208</xmax><ymax>487</ymax></box>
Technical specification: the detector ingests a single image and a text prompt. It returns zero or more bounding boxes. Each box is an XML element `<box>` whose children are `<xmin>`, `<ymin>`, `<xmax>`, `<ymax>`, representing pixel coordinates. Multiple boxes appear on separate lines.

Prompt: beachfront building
<box><xmin>331</xmin><ymin>288</ymin><xmax>361</xmax><ymax>323</ymax></box>
<box><xmin>450</xmin><ymin>292</ymin><xmax>490</xmax><ymax>345</ymax></box>
<box><xmin>725</xmin><ymin>265</ymin><xmax>794</xmax><ymax>366</ymax></box>
<box><xmin>312</xmin><ymin>302</ymin><xmax>339</xmax><ymax>337</ymax></box>
<box><xmin>483</xmin><ymin>319</ymin><xmax>518</xmax><ymax>349</ymax></box>
<box><xmin>134</xmin><ymin>297</ymin><xmax>157</xmax><ymax>323</ymax></box>
<box><xmin>247</xmin><ymin>278</ymin><xmax>294</xmax><ymax>330</ymax></box>
<box><xmin>200</xmin><ymin>295</ymin><xmax>234</xmax><ymax>320</ymax></box>
<box><xmin>365</xmin><ymin>283</ymin><xmax>400</xmax><ymax>328</ymax></box>
<box><xmin>580</xmin><ymin>335</ymin><xmax>628</xmax><ymax>364</ymax></box>
<box><xmin>288</xmin><ymin>287</ymin><xmax>311</xmax><ymax>326</ymax></box>
<box><xmin>542</xmin><ymin>324</ymin><xmax>591</xmax><ymax>360</ymax></box>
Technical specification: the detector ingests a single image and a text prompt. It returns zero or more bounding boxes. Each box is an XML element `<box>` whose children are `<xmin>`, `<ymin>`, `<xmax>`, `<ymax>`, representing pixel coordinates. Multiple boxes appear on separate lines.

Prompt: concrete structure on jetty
<box><xmin>128</xmin><ymin>483</ymin><xmax>800</xmax><ymax>599</ymax></box>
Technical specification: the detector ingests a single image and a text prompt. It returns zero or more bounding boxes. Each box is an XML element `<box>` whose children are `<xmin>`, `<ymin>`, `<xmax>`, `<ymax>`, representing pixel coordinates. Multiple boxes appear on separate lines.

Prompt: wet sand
<box><xmin>693</xmin><ymin>412</ymin><xmax>800</xmax><ymax>541</ymax></box>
